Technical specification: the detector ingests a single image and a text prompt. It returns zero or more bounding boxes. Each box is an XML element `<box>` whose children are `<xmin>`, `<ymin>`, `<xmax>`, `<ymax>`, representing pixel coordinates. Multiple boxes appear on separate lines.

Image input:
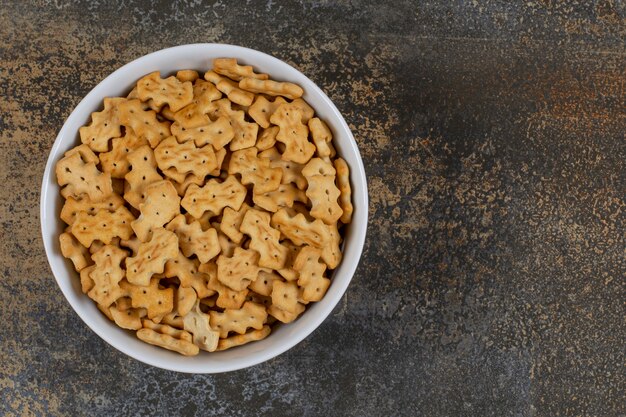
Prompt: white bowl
<box><xmin>40</xmin><ymin>44</ymin><xmax>368</xmax><ymax>373</ymax></box>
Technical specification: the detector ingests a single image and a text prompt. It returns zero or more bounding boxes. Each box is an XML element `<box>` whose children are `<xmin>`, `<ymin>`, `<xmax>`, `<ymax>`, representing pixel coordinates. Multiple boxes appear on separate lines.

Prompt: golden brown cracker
<box><xmin>219</xmin><ymin>204</ymin><xmax>250</xmax><ymax>244</ymax></box>
<box><xmin>256</xmin><ymin>126</ymin><xmax>279</xmax><ymax>151</ymax></box>
<box><xmin>137</xmin><ymin>71</ymin><xmax>193</xmax><ymax>112</ymax></box>
<box><xmin>216</xmin><ymin>247</ymin><xmax>260</xmax><ymax>291</ymax></box>
<box><xmin>71</xmin><ymin>207</ymin><xmax>134</xmax><ymax>247</ymax></box>
<box><xmin>59</xmin><ymin>231</ymin><xmax>91</xmax><ymax>272</ymax></box>
<box><xmin>132</xmin><ymin>180</ymin><xmax>180</xmax><ymax>242</ymax></box>
<box><xmin>164</xmin><ymin>251</ymin><xmax>214</xmax><ymax>298</ymax></box>
<box><xmin>154</xmin><ymin>136</ymin><xmax>217</xmax><ymax>178</ymax></box>
<box><xmin>79</xmin><ymin>265</ymin><xmax>96</xmax><ymax>294</ymax></box>
<box><xmin>87</xmin><ymin>244</ymin><xmax>128</xmax><ymax>307</ymax></box>
<box><xmin>176</xmin><ymin>286</ymin><xmax>197</xmax><ymax>316</ymax></box>
<box><xmin>118</xmin><ymin>99</ymin><xmax>171</xmax><ymax>148</ymax></box>
<box><xmin>270</xmin><ymin>104</ymin><xmax>315</xmax><ymax>164</ymax></box>
<box><xmin>334</xmin><ymin>157</ymin><xmax>353</xmax><ymax>224</ymax></box>
<box><xmin>166</xmin><ymin>214</ymin><xmax>220</xmax><ymax>263</ymax></box>
<box><xmin>206</xmin><ymin>98</ymin><xmax>258</xmax><ymax>151</ymax></box>
<box><xmin>293</xmin><ymin>246</ymin><xmax>330</xmax><ymax>302</ymax></box>
<box><xmin>259</xmin><ymin>147</ymin><xmax>308</xmax><ymax>190</ymax></box>
<box><xmin>228</xmin><ymin>147</ymin><xmax>282</xmax><ymax>194</ymax></box>
<box><xmin>200</xmin><ymin>261</ymin><xmax>249</xmax><ymax>309</ymax></box>
<box><xmin>56</xmin><ymin>151</ymin><xmax>113</xmax><ymax>202</ymax></box>
<box><xmin>79</xmin><ymin>97</ymin><xmax>125</xmax><ymax>152</ymax></box>
<box><xmin>136</xmin><ymin>327</ymin><xmax>199</xmax><ymax>356</ymax></box>
<box><xmin>171</xmin><ymin>116</ymin><xmax>234</xmax><ymax>150</ymax></box>
<box><xmin>99</xmin><ymin>128</ymin><xmax>149</xmax><ymax>178</ymax></box>
<box><xmin>182</xmin><ymin>301</ymin><xmax>220</xmax><ymax>352</ymax></box>
<box><xmin>121</xmin><ymin>277</ymin><xmax>174</xmax><ymax>319</ymax></box>
<box><xmin>304</xmin><ymin>174</ymin><xmax>342</xmax><ymax>225</ymax></box>
<box><xmin>176</xmin><ymin>69</ymin><xmax>199</xmax><ymax>83</ymax></box>
<box><xmin>209</xmin><ymin>301</ymin><xmax>267</xmax><ymax>338</ymax></box>
<box><xmin>252</xmin><ymin>184</ymin><xmax>308</xmax><ymax>213</ymax></box>
<box><xmin>267</xmin><ymin>303</ymin><xmax>305</xmax><ymax>324</ymax></box>
<box><xmin>308</xmin><ymin>117</ymin><xmax>333</xmax><ymax>158</ymax></box>
<box><xmin>216</xmin><ymin>325</ymin><xmax>271</xmax><ymax>351</ymax></box>
<box><xmin>248</xmin><ymin>96</ymin><xmax>287</xmax><ymax>128</ymax></box>
<box><xmin>110</xmin><ymin>305</ymin><xmax>145</xmax><ymax>330</ymax></box>
<box><xmin>125</xmin><ymin>228</ymin><xmax>179</xmax><ymax>286</ymax></box>
<box><xmin>248</xmin><ymin>270</ymin><xmax>283</xmax><ymax>297</ymax></box>
<box><xmin>181</xmin><ymin>175</ymin><xmax>247</xmax><ymax>218</ymax></box>
<box><xmin>204</xmin><ymin>70</ymin><xmax>254</xmax><ymax>106</ymax></box>
<box><xmin>240</xmin><ymin>209</ymin><xmax>288</xmax><ymax>270</ymax></box>
<box><xmin>213</xmin><ymin>58</ymin><xmax>269</xmax><ymax>81</ymax></box>
<box><xmin>271</xmin><ymin>208</ymin><xmax>342</xmax><ymax>268</ymax></box>
<box><xmin>124</xmin><ymin>145</ymin><xmax>163</xmax><ymax>209</ymax></box>
<box><xmin>271</xmin><ymin>280</ymin><xmax>303</xmax><ymax>314</ymax></box>
<box><xmin>239</xmin><ymin>78</ymin><xmax>303</xmax><ymax>100</ymax></box>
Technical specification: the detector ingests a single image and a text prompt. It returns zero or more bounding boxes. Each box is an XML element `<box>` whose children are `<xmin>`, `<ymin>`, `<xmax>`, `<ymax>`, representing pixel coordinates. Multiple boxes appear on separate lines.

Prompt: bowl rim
<box><xmin>40</xmin><ymin>43</ymin><xmax>368</xmax><ymax>373</ymax></box>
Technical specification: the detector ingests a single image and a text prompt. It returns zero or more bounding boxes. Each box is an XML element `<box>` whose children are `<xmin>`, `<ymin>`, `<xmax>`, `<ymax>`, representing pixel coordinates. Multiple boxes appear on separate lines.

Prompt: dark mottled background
<box><xmin>1</xmin><ymin>1</ymin><xmax>624</xmax><ymax>416</ymax></box>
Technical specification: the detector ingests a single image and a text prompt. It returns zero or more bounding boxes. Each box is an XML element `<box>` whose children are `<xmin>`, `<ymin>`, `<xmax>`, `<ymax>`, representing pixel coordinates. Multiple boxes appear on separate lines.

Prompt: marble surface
<box><xmin>1</xmin><ymin>1</ymin><xmax>624</xmax><ymax>416</ymax></box>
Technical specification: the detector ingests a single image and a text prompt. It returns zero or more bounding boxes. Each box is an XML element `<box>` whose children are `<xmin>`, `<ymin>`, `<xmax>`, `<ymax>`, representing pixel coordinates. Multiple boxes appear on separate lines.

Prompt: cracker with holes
<box><xmin>259</xmin><ymin>147</ymin><xmax>308</xmax><ymax>190</ymax></box>
<box><xmin>126</xmin><ymin>228</ymin><xmax>178</xmax><ymax>286</ymax></box>
<box><xmin>271</xmin><ymin>280</ymin><xmax>304</xmax><ymax>314</ymax></box>
<box><xmin>248</xmin><ymin>96</ymin><xmax>287</xmax><ymax>128</ymax></box>
<box><xmin>294</xmin><ymin>246</ymin><xmax>330</xmax><ymax>302</ymax></box>
<box><xmin>121</xmin><ymin>278</ymin><xmax>174</xmax><ymax>319</ymax></box>
<box><xmin>219</xmin><ymin>204</ymin><xmax>250</xmax><ymax>244</ymax></box>
<box><xmin>209</xmin><ymin>301</ymin><xmax>267</xmax><ymax>338</ymax></box>
<box><xmin>59</xmin><ymin>231</ymin><xmax>91</xmax><ymax>272</ymax></box>
<box><xmin>270</xmin><ymin>104</ymin><xmax>315</xmax><ymax>164</ymax></box>
<box><xmin>110</xmin><ymin>305</ymin><xmax>146</xmax><ymax>330</ymax></box>
<box><xmin>216</xmin><ymin>247</ymin><xmax>260</xmax><ymax>292</ymax></box>
<box><xmin>182</xmin><ymin>301</ymin><xmax>220</xmax><ymax>352</ymax></box>
<box><xmin>239</xmin><ymin>78</ymin><xmax>303</xmax><ymax>100</ymax></box>
<box><xmin>302</xmin><ymin>157</ymin><xmax>343</xmax><ymax>223</ymax></box>
<box><xmin>137</xmin><ymin>71</ymin><xmax>193</xmax><ymax>112</ymax></box>
<box><xmin>240</xmin><ymin>209</ymin><xmax>288</xmax><ymax>270</ymax></box>
<box><xmin>171</xmin><ymin>116</ymin><xmax>234</xmax><ymax>150</ymax></box>
<box><xmin>124</xmin><ymin>145</ymin><xmax>163</xmax><ymax>209</ymax></box>
<box><xmin>249</xmin><ymin>270</ymin><xmax>283</xmax><ymax>297</ymax></box>
<box><xmin>271</xmin><ymin>208</ymin><xmax>342</xmax><ymax>268</ymax></box>
<box><xmin>56</xmin><ymin>150</ymin><xmax>113</xmax><ymax>202</ymax></box>
<box><xmin>166</xmin><ymin>214</ymin><xmax>220</xmax><ymax>263</ymax></box>
<box><xmin>154</xmin><ymin>136</ymin><xmax>217</xmax><ymax>179</ymax></box>
<box><xmin>164</xmin><ymin>251</ymin><xmax>214</xmax><ymax>298</ymax></box>
<box><xmin>132</xmin><ymin>180</ymin><xmax>180</xmax><ymax>242</ymax></box>
<box><xmin>181</xmin><ymin>175</ymin><xmax>246</xmax><ymax>218</ymax></box>
<box><xmin>228</xmin><ymin>147</ymin><xmax>282</xmax><ymax>194</ymax></box>
<box><xmin>118</xmin><ymin>99</ymin><xmax>171</xmax><ymax>148</ymax></box>
<box><xmin>79</xmin><ymin>97</ymin><xmax>125</xmax><ymax>152</ymax></box>
<box><xmin>200</xmin><ymin>261</ymin><xmax>249</xmax><ymax>309</ymax></box>
<box><xmin>71</xmin><ymin>207</ymin><xmax>134</xmax><ymax>247</ymax></box>
<box><xmin>206</xmin><ymin>98</ymin><xmax>258</xmax><ymax>151</ymax></box>
<box><xmin>87</xmin><ymin>244</ymin><xmax>128</xmax><ymax>308</ymax></box>
<box><xmin>99</xmin><ymin>129</ymin><xmax>149</xmax><ymax>178</ymax></box>
<box><xmin>57</xmin><ymin>61</ymin><xmax>354</xmax><ymax>354</ymax></box>
<box><xmin>253</xmin><ymin>184</ymin><xmax>308</xmax><ymax>213</ymax></box>
<box><xmin>268</xmin><ymin>302</ymin><xmax>305</xmax><ymax>324</ymax></box>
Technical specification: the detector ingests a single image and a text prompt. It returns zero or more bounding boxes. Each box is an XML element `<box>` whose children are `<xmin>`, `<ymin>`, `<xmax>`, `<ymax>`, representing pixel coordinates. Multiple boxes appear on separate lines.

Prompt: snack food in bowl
<box><xmin>40</xmin><ymin>44</ymin><xmax>367</xmax><ymax>373</ymax></box>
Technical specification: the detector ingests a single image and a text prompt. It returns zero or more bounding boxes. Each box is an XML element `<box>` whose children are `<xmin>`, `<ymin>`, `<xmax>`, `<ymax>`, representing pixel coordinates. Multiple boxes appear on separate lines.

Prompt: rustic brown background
<box><xmin>1</xmin><ymin>1</ymin><xmax>624</xmax><ymax>416</ymax></box>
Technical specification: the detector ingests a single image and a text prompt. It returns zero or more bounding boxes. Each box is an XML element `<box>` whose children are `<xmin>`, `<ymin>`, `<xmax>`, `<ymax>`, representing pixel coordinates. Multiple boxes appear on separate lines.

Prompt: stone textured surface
<box><xmin>1</xmin><ymin>1</ymin><xmax>624</xmax><ymax>416</ymax></box>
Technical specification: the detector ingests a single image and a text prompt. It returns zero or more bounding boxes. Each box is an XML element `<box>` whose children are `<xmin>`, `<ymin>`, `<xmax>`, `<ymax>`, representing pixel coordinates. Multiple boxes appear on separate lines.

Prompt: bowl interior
<box><xmin>40</xmin><ymin>44</ymin><xmax>368</xmax><ymax>373</ymax></box>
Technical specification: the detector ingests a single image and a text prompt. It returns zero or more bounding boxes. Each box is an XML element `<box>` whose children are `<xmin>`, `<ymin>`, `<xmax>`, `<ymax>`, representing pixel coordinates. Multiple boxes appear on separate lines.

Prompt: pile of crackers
<box><xmin>55</xmin><ymin>58</ymin><xmax>353</xmax><ymax>355</ymax></box>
